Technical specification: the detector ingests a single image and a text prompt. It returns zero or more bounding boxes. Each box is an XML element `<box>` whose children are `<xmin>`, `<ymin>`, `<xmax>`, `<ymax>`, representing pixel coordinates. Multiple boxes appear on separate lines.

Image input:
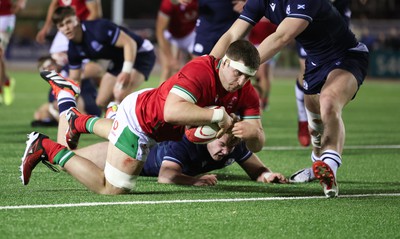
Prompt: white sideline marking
<box><xmin>262</xmin><ymin>145</ymin><xmax>400</xmax><ymax>151</ymax></box>
<box><xmin>1</xmin><ymin>193</ymin><xmax>399</xmax><ymax>210</ymax></box>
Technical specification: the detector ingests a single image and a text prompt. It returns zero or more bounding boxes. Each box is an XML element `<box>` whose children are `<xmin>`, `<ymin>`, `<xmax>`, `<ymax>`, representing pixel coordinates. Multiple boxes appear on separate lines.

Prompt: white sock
<box><xmin>57</xmin><ymin>90</ymin><xmax>76</xmax><ymax>115</ymax></box>
<box><xmin>295</xmin><ymin>82</ymin><xmax>307</xmax><ymax>122</ymax></box>
<box><xmin>320</xmin><ymin>149</ymin><xmax>342</xmax><ymax>177</ymax></box>
<box><xmin>311</xmin><ymin>151</ymin><xmax>320</xmax><ymax>162</ymax></box>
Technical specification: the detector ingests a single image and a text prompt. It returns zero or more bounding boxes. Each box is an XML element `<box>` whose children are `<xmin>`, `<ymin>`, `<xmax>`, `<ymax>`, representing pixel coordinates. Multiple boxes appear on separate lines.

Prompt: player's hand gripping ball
<box><xmin>185</xmin><ymin>106</ymin><xmax>221</xmax><ymax>144</ymax></box>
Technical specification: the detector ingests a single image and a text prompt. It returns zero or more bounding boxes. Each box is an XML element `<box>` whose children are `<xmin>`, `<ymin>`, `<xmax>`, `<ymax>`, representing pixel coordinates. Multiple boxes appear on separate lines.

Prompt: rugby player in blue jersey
<box><xmin>176</xmin><ymin>0</ymin><xmax>243</xmax><ymax>56</ymax></box>
<box><xmin>211</xmin><ymin>0</ymin><xmax>369</xmax><ymax>197</ymax></box>
<box><xmin>51</xmin><ymin>6</ymin><xmax>156</xmax><ymax>108</ymax></box>
<box><xmin>290</xmin><ymin>0</ymin><xmax>352</xmax><ymax>181</ymax></box>
<box><xmin>141</xmin><ymin>133</ymin><xmax>287</xmax><ymax>186</ymax></box>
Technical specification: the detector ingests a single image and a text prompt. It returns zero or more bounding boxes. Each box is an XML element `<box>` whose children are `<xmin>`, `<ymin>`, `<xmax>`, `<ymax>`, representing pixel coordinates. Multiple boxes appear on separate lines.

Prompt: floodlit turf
<box><xmin>0</xmin><ymin>71</ymin><xmax>399</xmax><ymax>238</ymax></box>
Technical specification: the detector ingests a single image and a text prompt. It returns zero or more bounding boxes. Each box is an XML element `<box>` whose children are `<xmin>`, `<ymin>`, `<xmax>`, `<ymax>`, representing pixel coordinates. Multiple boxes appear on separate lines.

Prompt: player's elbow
<box><xmin>246</xmin><ymin>131</ymin><xmax>265</xmax><ymax>152</ymax></box>
<box><xmin>157</xmin><ymin>175</ymin><xmax>173</xmax><ymax>184</ymax></box>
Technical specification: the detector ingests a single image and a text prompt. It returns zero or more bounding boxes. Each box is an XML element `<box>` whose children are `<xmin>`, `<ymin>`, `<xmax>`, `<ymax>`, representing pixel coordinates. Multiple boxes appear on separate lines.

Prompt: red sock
<box><xmin>42</xmin><ymin>138</ymin><xmax>67</xmax><ymax>164</ymax></box>
<box><xmin>4</xmin><ymin>78</ymin><xmax>10</xmax><ymax>86</ymax></box>
<box><xmin>75</xmin><ymin>115</ymin><xmax>94</xmax><ymax>133</ymax></box>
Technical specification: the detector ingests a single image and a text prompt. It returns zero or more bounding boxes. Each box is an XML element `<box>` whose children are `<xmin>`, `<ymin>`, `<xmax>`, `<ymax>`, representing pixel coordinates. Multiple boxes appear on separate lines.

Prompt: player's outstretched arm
<box><xmin>36</xmin><ymin>0</ymin><xmax>58</xmax><ymax>44</ymax></box>
<box><xmin>158</xmin><ymin>161</ymin><xmax>217</xmax><ymax>186</ymax></box>
<box><xmin>239</xmin><ymin>154</ymin><xmax>287</xmax><ymax>184</ymax></box>
<box><xmin>210</xmin><ymin>19</ymin><xmax>252</xmax><ymax>59</ymax></box>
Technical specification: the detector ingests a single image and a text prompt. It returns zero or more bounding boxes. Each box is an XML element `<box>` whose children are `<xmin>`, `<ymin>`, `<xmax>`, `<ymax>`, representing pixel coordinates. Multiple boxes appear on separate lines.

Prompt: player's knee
<box><xmin>104</xmin><ymin>161</ymin><xmax>138</xmax><ymax>194</ymax></box>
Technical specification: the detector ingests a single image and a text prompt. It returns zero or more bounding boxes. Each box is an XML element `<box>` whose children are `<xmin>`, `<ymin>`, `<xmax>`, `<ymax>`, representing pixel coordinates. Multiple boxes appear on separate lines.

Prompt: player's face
<box><xmin>220</xmin><ymin>60</ymin><xmax>252</xmax><ymax>92</ymax></box>
<box><xmin>56</xmin><ymin>15</ymin><xmax>79</xmax><ymax>40</ymax></box>
<box><xmin>207</xmin><ymin>135</ymin><xmax>235</xmax><ymax>161</ymax></box>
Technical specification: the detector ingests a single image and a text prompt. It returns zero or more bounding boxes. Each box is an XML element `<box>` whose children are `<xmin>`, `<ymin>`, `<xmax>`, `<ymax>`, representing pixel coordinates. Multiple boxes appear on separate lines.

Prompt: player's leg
<box><xmin>74</xmin><ymin>142</ymin><xmax>109</xmax><ymax>169</ymax></box>
<box><xmin>308</xmin><ymin>69</ymin><xmax>358</xmax><ymax>198</ymax></box>
<box><xmin>82</xmin><ymin>61</ymin><xmax>104</xmax><ymax>85</ymax></box>
<box><xmin>257</xmin><ymin>62</ymin><xmax>271</xmax><ymax>111</ymax></box>
<box><xmin>40</xmin><ymin>70</ymin><xmax>81</xmax><ymax>146</ymax></box>
<box><xmin>158</xmin><ymin>34</ymin><xmax>179</xmax><ymax>85</ymax></box>
<box><xmin>20</xmin><ymin>91</ymin><xmax>150</xmax><ymax>194</ymax></box>
<box><xmin>295</xmin><ymin>57</ymin><xmax>311</xmax><ymax>147</ymax></box>
<box><xmin>65</xmin><ymin>106</ymin><xmax>112</xmax><ymax>149</ymax></box>
<box><xmin>20</xmin><ymin>131</ymin><xmax>139</xmax><ymax>195</ymax></box>
<box><xmin>96</xmin><ymin>72</ymin><xmax>115</xmax><ymax>108</ymax></box>
<box><xmin>319</xmin><ymin>69</ymin><xmax>357</xmax><ymax>154</ymax></box>
<box><xmin>0</xmin><ymin>15</ymin><xmax>16</xmax><ymax>106</ymax></box>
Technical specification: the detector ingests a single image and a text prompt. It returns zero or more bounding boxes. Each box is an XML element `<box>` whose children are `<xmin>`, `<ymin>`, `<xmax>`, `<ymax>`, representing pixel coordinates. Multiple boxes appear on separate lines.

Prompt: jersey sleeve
<box><xmin>233</xmin><ymin>141</ymin><xmax>253</xmax><ymax>164</ymax></box>
<box><xmin>286</xmin><ymin>0</ymin><xmax>323</xmax><ymax>22</ymax></box>
<box><xmin>92</xmin><ymin>19</ymin><xmax>121</xmax><ymax>46</ymax></box>
<box><xmin>238</xmin><ymin>82</ymin><xmax>261</xmax><ymax>119</ymax></box>
<box><xmin>159</xmin><ymin>0</ymin><xmax>173</xmax><ymax>16</ymax></box>
<box><xmin>239</xmin><ymin>0</ymin><xmax>266</xmax><ymax>25</ymax></box>
<box><xmin>162</xmin><ymin>137</ymin><xmax>193</xmax><ymax>168</ymax></box>
<box><xmin>169</xmin><ymin>57</ymin><xmax>215</xmax><ymax>105</ymax></box>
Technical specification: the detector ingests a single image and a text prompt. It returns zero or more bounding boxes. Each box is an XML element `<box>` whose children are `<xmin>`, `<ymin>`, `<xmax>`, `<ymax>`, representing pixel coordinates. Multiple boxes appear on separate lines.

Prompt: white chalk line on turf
<box><xmin>262</xmin><ymin>145</ymin><xmax>400</xmax><ymax>151</ymax></box>
<box><xmin>1</xmin><ymin>193</ymin><xmax>399</xmax><ymax>210</ymax></box>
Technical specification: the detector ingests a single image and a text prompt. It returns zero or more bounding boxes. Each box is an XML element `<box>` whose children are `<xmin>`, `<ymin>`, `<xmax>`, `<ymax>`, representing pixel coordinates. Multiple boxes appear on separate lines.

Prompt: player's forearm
<box><xmin>156</xmin><ymin>33</ymin><xmax>173</xmax><ymax>59</ymax></box>
<box><xmin>44</xmin><ymin>0</ymin><xmax>58</xmax><ymax>28</ymax></box>
<box><xmin>210</xmin><ymin>33</ymin><xmax>236</xmax><ymax>58</ymax></box>
<box><xmin>257</xmin><ymin>34</ymin><xmax>287</xmax><ymax>64</ymax></box>
<box><xmin>210</xmin><ymin>20</ymin><xmax>250</xmax><ymax>58</ymax></box>
<box><xmin>85</xmin><ymin>2</ymin><xmax>102</xmax><ymax>20</ymax></box>
<box><xmin>123</xmin><ymin>40</ymin><xmax>137</xmax><ymax>64</ymax></box>
<box><xmin>158</xmin><ymin>173</ymin><xmax>197</xmax><ymax>185</ymax></box>
<box><xmin>244</xmin><ymin>127</ymin><xmax>265</xmax><ymax>152</ymax></box>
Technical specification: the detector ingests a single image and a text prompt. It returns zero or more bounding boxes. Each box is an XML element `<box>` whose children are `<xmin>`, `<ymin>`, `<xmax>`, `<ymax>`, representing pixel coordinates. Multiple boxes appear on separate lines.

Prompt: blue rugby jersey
<box><xmin>67</xmin><ymin>19</ymin><xmax>146</xmax><ymax>70</ymax></box>
<box><xmin>240</xmin><ymin>0</ymin><xmax>363</xmax><ymax>64</ymax></box>
<box><xmin>141</xmin><ymin>136</ymin><xmax>253</xmax><ymax>177</ymax></box>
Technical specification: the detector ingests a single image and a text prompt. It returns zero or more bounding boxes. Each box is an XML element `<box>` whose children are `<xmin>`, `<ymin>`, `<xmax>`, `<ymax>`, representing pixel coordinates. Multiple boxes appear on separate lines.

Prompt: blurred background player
<box><xmin>35</xmin><ymin>0</ymin><xmax>103</xmax><ymax>107</ymax></box>
<box><xmin>175</xmin><ymin>0</ymin><xmax>242</xmax><ymax>57</ymax></box>
<box><xmin>0</xmin><ymin>0</ymin><xmax>25</xmax><ymax>105</ymax></box>
<box><xmin>31</xmin><ymin>55</ymin><xmax>102</xmax><ymax>127</ymax></box>
<box><xmin>294</xmin><ymin>0</ymin><xmax>352</xmax><ymax>147</ymax></box>
<box><xmin>156</xmin><ymin>0</ymin><xmax>198</xmax><ymax>85</ymax></box>
<box><xmin>52</xmin><ymin>6</ymin><xmax>156</xmax><ymax>108</ymax></box>
<box><xmin>36</xmin><ymin>0</ymin><xmax>102</xmax><ymax>65</ymax></box>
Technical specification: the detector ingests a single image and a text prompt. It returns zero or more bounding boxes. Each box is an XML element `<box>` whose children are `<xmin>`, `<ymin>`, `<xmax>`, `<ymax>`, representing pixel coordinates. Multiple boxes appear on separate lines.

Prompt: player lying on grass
<box><xmin>37</xmin><ymin>122</ymin><xmax>287</xmax><ymax>186</ymax></box>
<box><xmin>140</xmin><ymin>133</ymin><xmax>287</xmax><ymax>186</ymax></box>
<box><xmin>71</xmin><ymin>123</ymin><xmax>287</xmax><ymax>186</ymax></box>
<box><xmin>20</xmin><ymin>40</ymin><xmax>265</xmax><ymax>195</ymax></box>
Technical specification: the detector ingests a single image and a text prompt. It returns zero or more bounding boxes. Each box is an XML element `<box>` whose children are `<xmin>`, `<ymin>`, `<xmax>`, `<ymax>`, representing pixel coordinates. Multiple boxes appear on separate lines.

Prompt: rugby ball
<box><xmin>185</xmin><ymin>123</ymin><xmax>220</xmax><ymax>144</ymax></box>
<box><xmin>185</xmin><ymin>106</ymin><xmax>222</xmax><ymax>144</ymax></box>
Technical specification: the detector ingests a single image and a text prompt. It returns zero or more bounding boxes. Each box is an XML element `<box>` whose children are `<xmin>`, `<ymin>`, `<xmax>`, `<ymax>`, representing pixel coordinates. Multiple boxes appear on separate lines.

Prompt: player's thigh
<box><xmin>106</xmin><ymin>143</ymin><xmax>144</xmax><ymax>176</ymax></box>
<box><xmin>322</xmin><ymin>69</ymin><xmax>358</xmax><ymax>107</ymax></box>
<box><xmin>83</xmin><ymin>61</ymin><xmax>104</xmax><ymax>80</ymax></box>
<box><xmin>126</xmin><ymin>70</ymin><xmax>145</xmax><ymax>93</ymax></box>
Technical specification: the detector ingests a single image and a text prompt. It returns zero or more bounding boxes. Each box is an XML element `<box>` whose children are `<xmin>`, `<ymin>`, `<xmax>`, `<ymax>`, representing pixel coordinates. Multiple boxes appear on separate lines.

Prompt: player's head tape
<box><xmin>222</xmin><ymin>55</ymin><xmax>257</xmax><ymax>77</ymax></box>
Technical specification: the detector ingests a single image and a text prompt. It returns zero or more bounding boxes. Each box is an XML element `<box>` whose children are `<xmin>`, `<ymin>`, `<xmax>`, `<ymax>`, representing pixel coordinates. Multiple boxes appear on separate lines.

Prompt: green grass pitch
<box><xmin>0</xmin><ymin>70</ymin><xmax>399</xmax><ymax>238</ymax></box>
